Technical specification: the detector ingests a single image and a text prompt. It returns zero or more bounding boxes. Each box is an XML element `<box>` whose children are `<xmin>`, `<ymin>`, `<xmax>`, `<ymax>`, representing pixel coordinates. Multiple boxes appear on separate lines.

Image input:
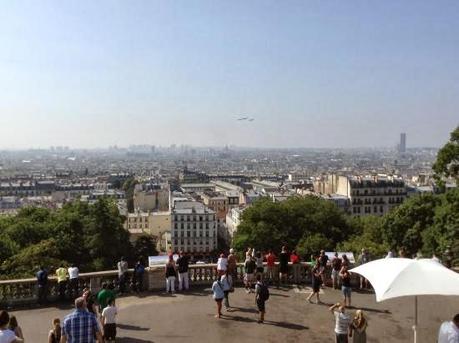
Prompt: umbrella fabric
<box><xmin>350</xmin><ymin>258</ymin><xmax>459</xmax><ymax>302</ymax></box>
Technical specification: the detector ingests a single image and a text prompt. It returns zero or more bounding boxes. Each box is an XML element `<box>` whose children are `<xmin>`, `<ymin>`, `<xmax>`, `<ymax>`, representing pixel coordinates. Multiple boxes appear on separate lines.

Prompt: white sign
<box><xmin>148</xmin><ymin>254</ymin><xmax>178</xmax><ymax>267</ymax></box>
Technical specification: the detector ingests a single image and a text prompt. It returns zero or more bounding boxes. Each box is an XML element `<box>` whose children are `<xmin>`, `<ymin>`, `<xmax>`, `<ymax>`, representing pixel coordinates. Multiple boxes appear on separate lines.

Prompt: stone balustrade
<box><xmin>0</xmin><ymin>262</ymin><xmax>357</xmax><ymax>308</ymax></box>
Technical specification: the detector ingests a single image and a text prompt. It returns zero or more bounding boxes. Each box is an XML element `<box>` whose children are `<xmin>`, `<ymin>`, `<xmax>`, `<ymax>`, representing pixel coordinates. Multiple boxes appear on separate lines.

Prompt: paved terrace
<box><xmin>9</xmin><ymin>285</ymin><xmax>459</xmax><ymax>343</ymax></box>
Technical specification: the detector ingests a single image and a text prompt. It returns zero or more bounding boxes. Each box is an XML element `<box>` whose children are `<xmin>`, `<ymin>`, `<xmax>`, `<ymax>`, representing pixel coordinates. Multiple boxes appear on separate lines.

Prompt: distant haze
<box><xmin>0</xmin><ymin>1</ymin><xmax>458</xmax><ymax>149</ymax></box>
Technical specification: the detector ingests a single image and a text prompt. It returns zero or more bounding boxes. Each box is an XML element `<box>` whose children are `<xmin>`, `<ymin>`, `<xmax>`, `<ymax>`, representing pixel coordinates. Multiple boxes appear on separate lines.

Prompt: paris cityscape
<box><xmin>0</xmin><ymin>1</ymin><xmax>458</xmax><ymax>343</ymax></box>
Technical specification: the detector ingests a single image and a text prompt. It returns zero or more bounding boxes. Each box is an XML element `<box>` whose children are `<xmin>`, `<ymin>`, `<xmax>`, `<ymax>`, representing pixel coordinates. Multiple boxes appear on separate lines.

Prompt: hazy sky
<box><xmin>0</xmin><ymin>1</ymin><xmax>458</xmax><ymax>149</ymax></box>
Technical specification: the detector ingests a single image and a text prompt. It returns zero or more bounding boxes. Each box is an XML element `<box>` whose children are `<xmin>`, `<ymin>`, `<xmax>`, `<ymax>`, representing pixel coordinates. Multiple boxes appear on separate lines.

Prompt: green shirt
<box><xmin>56</xmin><ymin>267</ymin><xmax>68</xmax><ymax>283</ymax></box>
<box><xmin>97</xmin><ymin>289</ymin><xmax>115</xmax><ymax>310</ymax></box>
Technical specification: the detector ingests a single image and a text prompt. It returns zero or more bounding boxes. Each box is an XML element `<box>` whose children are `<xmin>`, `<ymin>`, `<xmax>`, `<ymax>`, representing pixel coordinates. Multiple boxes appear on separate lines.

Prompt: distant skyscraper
<box><xmin>399</xmin><ymin>133</ymin><xmax>406</xmax><ymax>153</ymax></box>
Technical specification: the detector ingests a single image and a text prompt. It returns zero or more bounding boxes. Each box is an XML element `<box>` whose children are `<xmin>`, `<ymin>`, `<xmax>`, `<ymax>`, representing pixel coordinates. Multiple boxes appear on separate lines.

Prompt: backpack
<box><xmin>258</xmin><ymin>282</ymin><xmax>270</xmax><ymax>301</ymax></box>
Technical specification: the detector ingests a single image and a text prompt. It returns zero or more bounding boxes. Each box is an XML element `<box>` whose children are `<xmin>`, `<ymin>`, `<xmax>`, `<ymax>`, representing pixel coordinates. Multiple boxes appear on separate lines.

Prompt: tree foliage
<box><xmin>233</xmin><ymin>196</ymin><xmax>352</xmax><ymax>258</ymax></box>
<box><xmin>0</xmin><ymin>198</ymin><xmax>133</xmax><ymax>279</ymax></box>
<box><xmin>133</xmin><ymin>235</ymin><xmax>158</xmax><ymax>262</ymax></box>
<box><xmin>433</xmin><ymin>126</ymin><xmax>459</xmax><ymax>184</ymax></box>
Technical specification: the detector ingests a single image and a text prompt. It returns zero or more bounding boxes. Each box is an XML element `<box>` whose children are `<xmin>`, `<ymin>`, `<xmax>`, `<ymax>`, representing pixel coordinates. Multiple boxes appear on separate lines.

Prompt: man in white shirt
<box><xmin>117</xmin><ymin>257</ymin><xmax>129</xmax><ymax>293</ymax></box>
<box><xmin>101</xmin><ymin>298</ymin><xmax>118</xmax><ymax>342</ymax></box>
<box><xmin>68</xmin><ymin>264</ymin><xmax>79</xmax><ymax>299</ymax></box>
<box><xmin>438</xmin><ymin>314</ymin><xmax>459</xmax><ymax>343</ymax></box>
<box><xmin>217</xmin><ymin>253</ymin><xmax>228</xmax><ymax>276</ymax></box>
<box><xmin>329</xmin><ymin>302</ymin><xmax>351</xmax><ymax>343</ymax></box>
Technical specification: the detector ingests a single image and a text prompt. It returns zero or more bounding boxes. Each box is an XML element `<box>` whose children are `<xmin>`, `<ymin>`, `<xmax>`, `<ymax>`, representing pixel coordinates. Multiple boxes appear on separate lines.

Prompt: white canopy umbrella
<box><xmin>350</xmin><ymin>258</ymin><xmax>459</xmax><ymax>343</ymax></box>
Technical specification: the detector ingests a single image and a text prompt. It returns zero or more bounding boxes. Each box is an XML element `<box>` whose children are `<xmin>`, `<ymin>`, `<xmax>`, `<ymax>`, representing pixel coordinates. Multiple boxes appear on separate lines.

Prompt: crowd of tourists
<box><xmin>1</xmin><ymin>247</ymin><xmax>458</xmax><ymax>343</ymax></box>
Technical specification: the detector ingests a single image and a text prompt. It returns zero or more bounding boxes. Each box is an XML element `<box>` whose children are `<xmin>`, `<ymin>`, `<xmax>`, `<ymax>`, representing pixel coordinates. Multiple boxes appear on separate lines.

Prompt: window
<box><xmin>187</xmin><ymin>231</ymin><xmax>190</xmax><ymax>237</ymax></box>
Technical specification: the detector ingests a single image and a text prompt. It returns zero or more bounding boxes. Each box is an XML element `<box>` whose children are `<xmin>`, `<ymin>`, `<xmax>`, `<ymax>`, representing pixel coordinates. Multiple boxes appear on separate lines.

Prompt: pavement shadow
<box><xmin>220</xmin><ymin>315</ymin><xmax>258</xmax><ymax>323</ymax></box>
<box><xmin>230</xmin><ymin>306</ymin><xmax>258</xmax><ymax>314</ymax></box>
<box><xmin>118</xmin><ymin>324</ymin><xmax>150</xmax><ymax>331</ymax></box>
<box><xmin>269</xmin><ymin>292</ymin><xmax>290</xmax><ymax>298</ymax></box>
<box><xmin>264</xmin><ymin>320</ymin><xmax>309</xmax><ymax>330</ymax></box>
<box><xmin>118</xmin><ymin>337</ymin><xmax>154</xmax><ymax>343</ymax></box>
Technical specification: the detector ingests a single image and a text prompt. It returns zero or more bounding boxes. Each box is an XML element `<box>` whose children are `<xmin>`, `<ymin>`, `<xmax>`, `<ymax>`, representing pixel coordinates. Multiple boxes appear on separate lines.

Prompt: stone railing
<box><xmin>0</xmin><ymin>262</ymin><xmax>359</xmax><ymax>308</ymax></box>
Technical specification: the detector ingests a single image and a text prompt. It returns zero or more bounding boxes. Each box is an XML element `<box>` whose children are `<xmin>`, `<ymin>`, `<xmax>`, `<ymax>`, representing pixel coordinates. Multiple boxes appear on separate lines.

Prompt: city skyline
<box><xmin>1</xmin><ymin>1</ymin><xmax>458</xmax><ymax>149</ymax></box>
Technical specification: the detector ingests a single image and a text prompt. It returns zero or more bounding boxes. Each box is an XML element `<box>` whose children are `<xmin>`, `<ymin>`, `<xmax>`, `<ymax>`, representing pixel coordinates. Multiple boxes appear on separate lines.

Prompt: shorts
<box><xmin>214</xmin><ymin>298</ymin><xmax>223</xmax><ymax>302</ymax></box>
<box><xmin>335</xmin><ymin>333</ymin><xmax>348</xmax><ymax>343</ymax></box>
<box><xmin>342</xmin><ymin>286</ymin><xmax>352</xmax><ymax>298</ymax></box>
<box><xmin>244</xmin><ymin>273</ymin><xmax>254</xmax><ymax>283</ymax></box>
<box><xmin>256</xmin><ymin>299</ymin><xmax>266</xmax><ymax>312</ymax></box>
<box><xmin>331</xmin><ymin>269</ymin><xmax>339</xmax><ymax>279</ymax></box>
<box><xmin>104</xmin><ymin>323</ymin><xmax>116</xmax><ymax>340</ymax></box>
<box><xmin>256</xmin><ymin>267</ymin><xmax>264</xmax><ymax>273</ymax></box>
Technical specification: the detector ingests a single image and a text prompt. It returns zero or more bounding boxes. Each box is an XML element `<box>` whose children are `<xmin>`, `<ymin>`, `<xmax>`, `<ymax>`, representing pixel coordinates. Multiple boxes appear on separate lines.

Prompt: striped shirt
<box><xmin>62</xmin><ymin>309</ymin><xmax>99</xmax><ymax>343</ymax></box>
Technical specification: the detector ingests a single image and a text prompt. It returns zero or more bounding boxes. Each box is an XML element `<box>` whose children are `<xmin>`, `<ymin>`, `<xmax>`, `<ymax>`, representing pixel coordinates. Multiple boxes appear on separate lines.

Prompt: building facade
<box><xmin>171</xmin><ymin>201</ymin><xmax>217</xmax><ymax>253</ymax></box>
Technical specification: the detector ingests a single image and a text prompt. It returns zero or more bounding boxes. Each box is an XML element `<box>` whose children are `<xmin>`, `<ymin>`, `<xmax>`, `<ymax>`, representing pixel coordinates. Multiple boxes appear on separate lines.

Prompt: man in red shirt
<box><xmin>266</xmin><ymin>250</ymin><xmax>276</xmax><ymax>285</ymax></box>
<box><xmin>290</xmin><ymin>250</ymin><xmax>301</xmax><ymax>284</ymax></box>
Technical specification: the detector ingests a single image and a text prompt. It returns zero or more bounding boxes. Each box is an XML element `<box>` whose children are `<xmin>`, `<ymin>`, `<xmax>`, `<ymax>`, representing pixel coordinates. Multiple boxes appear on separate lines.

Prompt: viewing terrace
<box><xmin>1</xmin><ymin>264</ymin><xmax>458</xmax><ymax>343</ymax></box>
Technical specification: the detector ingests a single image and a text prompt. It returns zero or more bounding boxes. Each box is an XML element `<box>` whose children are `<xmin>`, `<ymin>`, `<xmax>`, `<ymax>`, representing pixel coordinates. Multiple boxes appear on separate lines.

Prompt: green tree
<box><xmin>338</xmin><ymin>216</ymin><xmax>388</xmax><ymax>258</ymax></box>
<box><xmin>433</xmin><ymin>126</ymin><xmax>459</xmax><ymax>185</ymax></box>
<box><xmin>133</xmin><ymin>235</ymin><xmax>158</xmax><ymax>262</ymax></box>
<box><xmin>233</xmin><ymin>196</ymin><xmax>351</xmax><ymax>254</ymax></box>
<box><xmin>381</xmin><ymin>194</ymin><xmax>439</xmax><ymax>257</ymax></box>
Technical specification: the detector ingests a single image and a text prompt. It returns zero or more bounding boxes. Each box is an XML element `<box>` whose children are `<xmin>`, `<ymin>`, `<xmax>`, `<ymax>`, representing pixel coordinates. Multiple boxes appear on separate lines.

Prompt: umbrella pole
<box><xmin>413</xmin><ymin>296</ymin><xmax>418</xmax><ymax>343</ymax></box>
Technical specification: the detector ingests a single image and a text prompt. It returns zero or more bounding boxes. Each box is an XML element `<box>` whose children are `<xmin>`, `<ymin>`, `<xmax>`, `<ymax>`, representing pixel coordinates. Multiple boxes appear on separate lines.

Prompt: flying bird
<box><xmin>237</xmin><ymin>116</ymin><xmax>248</xmax><ymax>121</ymax></box>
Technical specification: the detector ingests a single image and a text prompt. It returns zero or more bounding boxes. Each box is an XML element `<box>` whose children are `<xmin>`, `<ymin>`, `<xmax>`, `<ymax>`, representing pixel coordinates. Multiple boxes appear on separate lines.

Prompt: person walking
<box><xmin>307</xmin><ymin>259</ymin><xmax>322</xmax><ymax>304</ymax></box>
<box><xmin>278</xmin><ymin>246</ymin><xmax>289</xmax><ymax>286</ymax></box>
<box><xmin>349</xmin><ymin>310</ymin><xmax>367</xmax><ymax>343</ymax></box>
<box><xmin>36</xmin><ymin>266</ymin><xmax>48</xmax><ymax>305</ymax></box>
<box><xmin>177</xmin><ymin>251</ymin><xmax>190</xmax><ymax>291</ymax></box>
<box><xmin>227</xmin><ymin>248</ymin><xmax>238</xmax><ymax>280</ymax></box>
<box><xmin>211</xmin><ymin>277</ymin><xmax>225</xmax><ymax>318</ymax></box>
<box><xmin>67</xmin><ymin>264</ymin><xmax>79</xmax><ymax>299</ymax></box>
<box><xmin>266</xmin><ymin>250</ymin><xmax>276</xmax><ymax>285</ymax></box>
<box><xmin>340</xmin><ymin>267</ymin><xmax>352</xmax><ymax>307</ymax></box>
<box><xmin>165</xmin><ymin>255</ymin><xmax>177</xmax><ymax>293</ymax></box>
<box><xmin>48</xmin><ymin>318</ymin><xmax>61</xmax><ymax>343</ymax></box>
<box><xmin>221</xmin><ymin>270</ymin><xmax>233</xmax><ymax>311</ymax></box>
<box><xmin>438</xmin><ymin>313</ymin><xmax>459</xmax><ymax>343</ymax></box>
<box><xmin>244</xmin><ymin>257</ymin><xmax>256</xmax><ymax>293</ymax></box>
<box><xmin>329</xmin><ymin>302</ymin><xmax>351</xmax><ymax>343</ymax></box>
<box><xmin>56</xmin><ymin>264</ymin><xmax>68</xmax><ymax>301</ymax></box>
<box><xmin>7</xmin><ymin>317</ymin><xmax>23</xmax><ymax>342</ymax></box>
<box><xmin>331</xmin><ymin>253</ymin><xmax>342</xmax><ymax>290</ymax></box>
<box><xmin>0</xmin><ymin>310</ymin><xmax>23</xmax><ymax>343</ymax></box>
<box><xmin>290</xmin><ymin>250</ymin><xmax>301</xmax><ymax>284</ymax></box>
<box><xmin>255</xmin><ymin>274</ymin><xmax>269</xmax><ymax>324</ymax></box>
<box><xmin>101</xmin><ymin>298</ymin><xmax>118</xmax><ymax>343</ymax></box>
<box><xmin>61</xmin><ymin>297</ymin><xmax>103</xmax><ymax>343</ymax></box>
<box><xmin>117</xmin><ymin>257</ymin><xmax>128</xmax><ymax>293</ymax></box>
